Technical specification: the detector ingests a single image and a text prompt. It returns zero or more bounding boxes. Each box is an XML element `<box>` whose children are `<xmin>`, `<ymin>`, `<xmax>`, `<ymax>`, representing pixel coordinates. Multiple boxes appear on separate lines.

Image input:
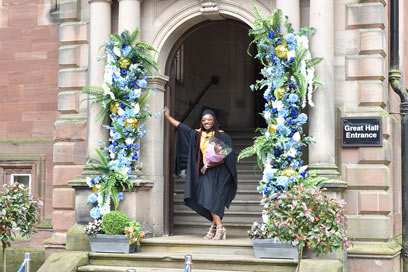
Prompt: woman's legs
<box><xmin>211</xmin><ymin>212</ymin><xmax>222</xmax><ymax>226</ymax></box>
<box><xmin>211</xmin><ymin>212</ymin><xmax>226</xmax><ymax>240</ymax></box>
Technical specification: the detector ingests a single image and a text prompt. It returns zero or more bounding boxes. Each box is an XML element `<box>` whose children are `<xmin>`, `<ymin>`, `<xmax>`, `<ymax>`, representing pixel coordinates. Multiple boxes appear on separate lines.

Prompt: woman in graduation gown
<box><xmin>164</xmin><ymin>106</ymin><xmax>237</xmax><ymax>240</ymax></box>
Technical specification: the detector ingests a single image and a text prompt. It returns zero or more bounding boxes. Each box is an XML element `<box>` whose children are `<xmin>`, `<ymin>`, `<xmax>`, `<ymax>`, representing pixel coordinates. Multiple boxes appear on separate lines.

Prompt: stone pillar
<box><xmin>276</xmin><ymin>0</ymin><xmax>300</xmax><ymax>29</ymax></box>
<box><xmin>87</xmin><ymin>0</ymin><xmax>112</xmax><ymax>159</ymax></box>
<box><xmin>140</xmin><ymin>75</ymin><xmax>169</xmax><ymax>235</ymax></box>
<box><xmin>308</xmin><ymin>0</ymin><xmax>339</xmax><ymax>179</ymax></box>
<box><xmin>118</xmin><ymin>0</ymin><xmax>141</xmax><ymax>33</ymax></box>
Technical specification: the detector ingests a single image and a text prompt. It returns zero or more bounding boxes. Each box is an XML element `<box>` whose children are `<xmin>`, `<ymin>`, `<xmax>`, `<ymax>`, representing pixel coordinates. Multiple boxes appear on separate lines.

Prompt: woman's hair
<box><xmin>195</xmin><ymin>113</ymin><xmax>221</xmax><ymax>173</ymax></box>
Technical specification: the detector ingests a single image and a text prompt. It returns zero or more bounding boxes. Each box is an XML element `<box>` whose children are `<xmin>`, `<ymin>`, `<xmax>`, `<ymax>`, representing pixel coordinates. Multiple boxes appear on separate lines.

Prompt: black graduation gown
<box><xmin>174</xmin><ymin>123</ymin><xmax>238</xmax><ymax>221</ymax></box>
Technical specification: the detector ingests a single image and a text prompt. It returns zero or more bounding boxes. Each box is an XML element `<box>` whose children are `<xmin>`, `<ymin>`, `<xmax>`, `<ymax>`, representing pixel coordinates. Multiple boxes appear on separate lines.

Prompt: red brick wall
<box><xmin>0</xmin><ymin>1</ymin><xmax>60</xmax><ymax>218</ymax></box>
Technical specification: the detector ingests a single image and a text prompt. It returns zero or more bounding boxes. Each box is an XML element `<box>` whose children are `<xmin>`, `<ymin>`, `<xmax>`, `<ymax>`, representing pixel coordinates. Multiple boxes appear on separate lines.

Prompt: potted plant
<box><xmin>250</xmin><ymin>184</ymin><xmax>351</xmax><ymax>270</ymax></box>
<box><xmin>85</xmin><ymin>211</ymin><xmax>145</xmax><ymax>253</ymax></box>
<box><xmin>0</xmin><ymin>183</ymin><xmax>42</xmax><ymax>272</ymax></box>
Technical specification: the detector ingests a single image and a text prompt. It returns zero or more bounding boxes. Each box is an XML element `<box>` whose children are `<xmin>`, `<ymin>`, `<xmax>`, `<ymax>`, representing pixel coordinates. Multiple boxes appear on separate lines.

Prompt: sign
<box><xmin>341</xmin><ymin>117</ymin><xmax>382</xmax><ymax>147</ymax></box>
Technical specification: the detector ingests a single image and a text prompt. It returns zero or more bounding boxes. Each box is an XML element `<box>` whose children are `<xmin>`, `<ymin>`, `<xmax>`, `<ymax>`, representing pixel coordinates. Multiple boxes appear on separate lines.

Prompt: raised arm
<box><xmin>163</xmin><ymin>106</ymin><xmax>180</xmax><ymax>127</ymax></box>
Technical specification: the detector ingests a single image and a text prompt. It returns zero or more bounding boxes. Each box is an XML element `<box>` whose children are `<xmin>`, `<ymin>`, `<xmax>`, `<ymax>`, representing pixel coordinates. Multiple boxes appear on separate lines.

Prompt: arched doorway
<box><xmin>164</xmin><ymin>19</ymin><xmax>263</xmax><ymax>235</ymax></box>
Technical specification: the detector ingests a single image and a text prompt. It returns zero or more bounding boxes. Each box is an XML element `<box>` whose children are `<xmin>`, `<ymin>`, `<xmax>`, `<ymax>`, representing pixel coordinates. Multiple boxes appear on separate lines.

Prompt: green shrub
<box><xmin>101</xmin><ymin>211</ymin><xmax>131</xmax><ymax>235</ymax></box>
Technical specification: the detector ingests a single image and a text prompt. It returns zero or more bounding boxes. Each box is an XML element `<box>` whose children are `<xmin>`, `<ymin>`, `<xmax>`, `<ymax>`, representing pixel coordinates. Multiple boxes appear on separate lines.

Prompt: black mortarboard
<box><xmin>201</xmin><ymin>106</ymin><xmax>220</xmax><ymax>120</ymax></box>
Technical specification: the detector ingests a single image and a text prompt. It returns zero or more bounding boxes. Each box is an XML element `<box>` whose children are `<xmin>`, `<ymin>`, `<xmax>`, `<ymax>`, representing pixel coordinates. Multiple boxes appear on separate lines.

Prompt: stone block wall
<box><xmin>47</xmin><ymin>0</ymin><xmax>89</xmax><ymax>251</ymax></box>
<box><xmin>0</xmin><ymin>0</ymin><xmax>60</xmax><ymax>219</ymax></box>
<box><xmin>335</xmin><ymin>0</ymin><xmax>402</xmax><ymax>270</ymax></box>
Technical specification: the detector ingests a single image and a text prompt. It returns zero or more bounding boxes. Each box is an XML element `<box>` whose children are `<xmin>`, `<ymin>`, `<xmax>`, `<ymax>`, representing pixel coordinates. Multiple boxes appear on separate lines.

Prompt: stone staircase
<box><xmin>76</xmin><ymin>129</ymin><xmax>343</xmax><ymax>272</ymax></box>
<box><xmin>77</xmin><ymin>235</ymin><xmax>298</xmax><ymax>272</ymax></box>
<box><xmin>173</xmin><ymin>128</ymin><xmax>263</xmax><ymax>237</ymax></box>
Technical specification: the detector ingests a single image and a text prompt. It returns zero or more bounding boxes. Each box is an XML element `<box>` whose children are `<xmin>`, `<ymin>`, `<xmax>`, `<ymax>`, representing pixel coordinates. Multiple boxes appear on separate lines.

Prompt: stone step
<box><xmin>174</xmin><ymin>189</ymin><xmax>260</xmax><ymax>201</ymax></box>
<box><xmin>78</xmin><ymin>265</ymin><xmax>244</xmax><ymax>272</ymax></box>
<box><xmin>172</xmin><ymin>221</ymin><xmax>254</xmax><ymax>236</ymax></box>
<box><xmin>174</xmin><ymin>200</ymin><xmax>262</xmax><ymax>213</ymax></box>
<box><xmin>174</xmin><ymin>210</ymin><xmax>261</xmax><ymax>224</ymax></box>
<box><xmin>174</xmin><ymin>178</ymin><xmax>261</xmax><ymax>191</ymax></box>
<box><xmin>86</xmin><ymin>251</ymin><xmax>297</xmax><ymax>272</ymax></box>
<box><xmin>141</xmin><ymin>235</ymin><xmax>254</xmax><ymax>256</ymax></box>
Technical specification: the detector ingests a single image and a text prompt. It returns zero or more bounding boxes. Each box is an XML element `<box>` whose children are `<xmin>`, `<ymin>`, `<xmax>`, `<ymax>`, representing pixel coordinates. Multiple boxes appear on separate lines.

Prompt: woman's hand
<box><xmin>206</xmin><ymin>161</ymin><xmax>224</xmax><ymax>169</ymax></box>
<box><xmin>201</xmin><ymin>165</ymin><xmax>207</xmax><ymax>175</ymax></box>
<box><xmin>163</xmin><ymin>106</ymin><xmax>170</xmax><ymax>117</ymax></box>
<box><xmin>163</xmin><ymin>106</ymin><xmax>180</xmax><ymax>127</ymax></box>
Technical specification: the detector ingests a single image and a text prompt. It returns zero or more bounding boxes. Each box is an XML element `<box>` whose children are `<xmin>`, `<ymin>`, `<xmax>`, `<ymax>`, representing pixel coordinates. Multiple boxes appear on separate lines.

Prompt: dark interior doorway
<box><xmin>163</xmin><ymin>19</ymin><xmax>263</xmax><ymax>235</ymax></box>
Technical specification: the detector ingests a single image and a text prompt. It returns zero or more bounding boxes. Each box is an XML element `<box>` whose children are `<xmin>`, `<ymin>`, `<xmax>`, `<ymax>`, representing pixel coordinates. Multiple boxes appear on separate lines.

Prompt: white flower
<box><xmin>292</xmin><ymin>132</ymin><xmax>301</xmax><ymax>142</ymax></box>
<box><xmin>264</xmin><ymin>111</ymin><xmax>271</xmax><ymax>121</ymax></box>
<box><xmin>264</xmin><ymin>131</ymin><xmax>270</xmax><ymax>138</ymax></box>
<box><xmin>109</xmin><ymin>151</ymin><xmax>116</xmax><ymax>160</ymax></box>
<box><xmin>134</xmin><ymin>88</ymin><xmax>142</xmax><ymax>97</ymax></box>
<box><xmin>125</xmin><ymin>138</ymin><xmax>134</xmax><ymax>146</ymax></box>
<box><xmin>117</xmin><ymin>108</ymin><xmax>125</xmax><ymax>116</ymax></box>
<box><xmin>272</xmin><ymin>100</ymin><xmax>284</xmax><ymax>111</ymax></box>
<box><xmin>113</xmin><ymin>47</ymin><xmax>121</xmax><ymax>57</ymax></box>
<box><xmin>287</xmin><ymin>50</ymin><xmax>295</xmax><ymax>60</ymax></box>
<box><xmin>276</xmin><ymin>115</ymin><xmax>285</xmax><ymax>125</ymax></box>
<box><xmin>133</xmin><ymin>103</ymin><xmax>140</xmax><ymax>115</ymax></box>
<box><xmin>286</xmin><ymin>148</ymin><xmax>297</xmax><ymax>158</ymax></box>
<box><xmin>86</xmin><ymin>177</ymin><xmax>93</xmax><ymax>187</ymax></box>
<box><xmin>299</xmin><ymin>165</ymin><xmax>308</xmax><ymax>173</ymax></box>
<box><xmin>110</xmin><ymin>130</ymin><xmax>114</xmax><ymax>137</ymax></box>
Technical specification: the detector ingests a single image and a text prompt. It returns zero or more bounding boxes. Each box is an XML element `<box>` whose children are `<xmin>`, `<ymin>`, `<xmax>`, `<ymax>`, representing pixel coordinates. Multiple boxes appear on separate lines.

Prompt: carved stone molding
<box><xmin>200</xmin><ymin>0</ymin><xmax>219</xmax><ymax>14</ymax></box>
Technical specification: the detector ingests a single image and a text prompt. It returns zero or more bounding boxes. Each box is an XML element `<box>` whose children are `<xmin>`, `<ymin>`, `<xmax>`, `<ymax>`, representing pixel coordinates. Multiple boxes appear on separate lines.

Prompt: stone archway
<box><xmin>147</xmin><ymin>1</ymin><xmax>272</xmax><ymax>235</ymax></box>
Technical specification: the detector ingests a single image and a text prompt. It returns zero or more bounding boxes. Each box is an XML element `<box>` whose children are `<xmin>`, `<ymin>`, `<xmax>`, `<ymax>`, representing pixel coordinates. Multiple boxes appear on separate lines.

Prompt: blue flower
<box><xmin>90</xmin><ymin>207</ymin><xmax>101</xmax><ymax>219</ymax></box>
<box><xmin>134</xmin><ymin>144</ymin><xmax>140</xmax><ymax>151</ymax></box>
<box><xmin>121</xmin><ymin>69</ymin><xmax>127</xmax><ymax>75</ymax></box>
<box><xmin>265</xmin><ymin>168</ymin><xmax>275</xmax><ymax>181</ymax></box>
<box><xmin>119</xmin><ymin>192</ymin><xmax>124</xmax><ymax>201</ymax></box>
<box><xmin>138</xmin><ymin>79</ymin><xmax>147</xmax><ymax>88</ymax></box>
<box><xmin>271</xmin><ymin>108</ymin><xmax>277</xmax><ymax>113</ymax></box>
<box><xmin>274</xmin><ymin>149</ymin><xmax>280</xmax><ymax>155</ymax></box>
<box><xmin>129</xmin><ymin>82</ymin><xmax>135</xmax><ymax>87</ymax></box>
<box><xmin>289</xmin><ymin>81</ymin><xmax>295</xmax><ymax>88</ymax></box>
<box><xmin>288</xmin><ymin>94</ymin><xmax>298</xmax><ymax>103</ymax></box>
<box><xmin>90</xmin><ymin>179</ymin><xmax>95</xmax><ymax>184</ymax></box>
<box><xmin>292</xmin><ymin>109</ymin><xmax>298</xmax><ymax>118</ymax></box>
<box><xmin>132</xmin><ymin>152</ymin><xmax>139</xmax><ymax>161</ymax></box>
<box><xmin>298</xmin><ymin>113</ymin><xmax>308</xmax><ymax>124</ymax></box>
<box><xmin>268</xmin><ymin>30</ymin><xmax>275</xmax><ymax>39</ymax></box>
<box><xmin>276</xmin><ymin>26</ymin><xmax>281</xmax><ymax>31</ymax></box>
<box><xmin>113</xmin><ymin>141</ymin><xmax>118</xmax><ymax>146</ymax></box>
<box><xmin>88</xmin><ymin>193</ymin><xmax>98</xmax><ymax>204</ymax></box>
<box><xmin>276</xmin><ymin>176</ymin><xmax>289</xmax><ymax>189</ymax></box>
<box><xmin>120</xmin><ymin>102</ymin><xmax>125</xmax><ymax>108</ymax></box>
<box><xmin>128</xmin><ymin>144</ymin><xmax>133</xmax><ymax>148</ymax></box>
<box><xmin>121</xmin><ymin>44</ymin><xmax>126</xmax><ymax>49</ymax></box>
<box><xmin>289</xmin><ymin>57</ymin><xmax>295</xmax><ymax>62</ymax></box>
<box><xmin>285</xmin><ymin>33</ymin><xmax>295</xmax><ymax>43</ymax></box>
<box><xmin>131</xmin><ymin>57</ymin><xmax>136</xmax><ymax>63</ymax></box>
<box><xmin>121</xmin><ymin>31</ymin><xmax>125</xmax><ymax>37</ymax></box>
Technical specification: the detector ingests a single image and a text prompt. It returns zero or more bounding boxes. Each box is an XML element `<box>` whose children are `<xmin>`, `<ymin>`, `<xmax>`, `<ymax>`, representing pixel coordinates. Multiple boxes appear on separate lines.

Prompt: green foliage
<box><xmin>101</xmin><ymin>211</ymin><xmax>131</xmax><ymax>235</ymax></box>
<box><xmin>258</xmin><ymin>184</ymin><xmax>351</xmax><ymax>267</ymax></box>
<box><xmin>301</xmin><ymin>170</ymin><xmax>327</xmax><ymax>188</ymax></box>
<box><xmin>110</xmin><ymin>29</ymin><xmax>159</xmax><ymax>75</ymax></box>
<box><xmin>0</xmin><ymin>183</ymin><xmax>42</xmax><ymax>250</ymax></box>
<box><xmin>125</xmin><ymin>221</ymin><xmax>145</xmax><ymax>246</ymax></box>
<box><xmin>248</xmin><ymin>7</ymin><xmax>283</xmax><ymax>66</ymax></box>
<box><xmin>238</xmin><ymin>134</ymin><xmax>275</xmax><ymax>170</ymax></box>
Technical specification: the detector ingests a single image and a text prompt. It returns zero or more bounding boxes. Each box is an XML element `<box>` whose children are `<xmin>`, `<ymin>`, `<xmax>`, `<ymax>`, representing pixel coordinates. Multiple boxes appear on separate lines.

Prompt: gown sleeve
<box><xmin>174</xmin><ymin>122</ymin><xmax>196</xmax><ymax>177</ymax></box>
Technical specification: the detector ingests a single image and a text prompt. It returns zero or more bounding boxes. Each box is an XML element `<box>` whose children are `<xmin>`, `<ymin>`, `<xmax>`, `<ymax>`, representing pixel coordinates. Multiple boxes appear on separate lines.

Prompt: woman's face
<box><xmin>201</xmin><ymin>114</ymin><xmax>215</xmax><ymax>131</ymax></box>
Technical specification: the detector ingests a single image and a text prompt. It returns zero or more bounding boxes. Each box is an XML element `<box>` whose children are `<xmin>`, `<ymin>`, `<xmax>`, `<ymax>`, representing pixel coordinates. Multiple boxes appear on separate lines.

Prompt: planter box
<box><xmin>252</xmin><ymin>239</ymin><xmax>298</xmax><ymax>260</ymax></box>
<box><xmin>88</xmin><ymin>234</ymin><xmax>140</xmax><ymax>253</ymax></box>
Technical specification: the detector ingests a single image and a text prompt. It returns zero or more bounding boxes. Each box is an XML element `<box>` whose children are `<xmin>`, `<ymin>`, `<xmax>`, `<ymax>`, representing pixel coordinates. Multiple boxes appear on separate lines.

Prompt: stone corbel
<box><xmin>200</xmin><ymin>0</ymin><xmax>224</xmax><ymax>20</ymax></box>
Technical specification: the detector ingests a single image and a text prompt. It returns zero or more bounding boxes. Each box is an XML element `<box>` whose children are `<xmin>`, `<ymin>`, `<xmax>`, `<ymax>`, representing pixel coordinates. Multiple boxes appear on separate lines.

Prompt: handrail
<box><xmin>180</xmin><ymin>76</ymin><xmax>219</xmax><ymax>123</ymax></box>
<box><xmin>16</xmin><ymin>253</ymin><xmax>30</xmax><ymax>272</ymax></box>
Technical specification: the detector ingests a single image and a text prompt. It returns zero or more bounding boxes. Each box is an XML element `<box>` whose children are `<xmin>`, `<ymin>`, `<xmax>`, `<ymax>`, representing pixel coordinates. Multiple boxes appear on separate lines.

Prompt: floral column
<box><xmin>87</xmin><ymin>0</ymin><xmax>112</xmax><ymax>159</ymax></box>
<box><xmin>308</xmin><ymin>0</ymin><xmax>340</xmax><ymax>179</ymax></box>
